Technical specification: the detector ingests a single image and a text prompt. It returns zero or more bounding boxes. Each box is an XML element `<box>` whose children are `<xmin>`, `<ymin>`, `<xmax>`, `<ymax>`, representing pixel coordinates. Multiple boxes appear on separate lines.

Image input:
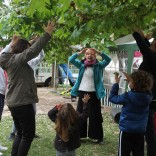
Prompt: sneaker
<box><xmin>8</xmin><ymin>133</ymin><xmax>15</xmax><ymax>141</ymax></box>
<box><xmin>0</xmin><ymin>151</ymin><xmax>3</xmax><ymax>156</ymax></box>
<box><xmin>0</xmin><ymin>145</ymin><xmax>8</xmax><ymax>151</ymax></box>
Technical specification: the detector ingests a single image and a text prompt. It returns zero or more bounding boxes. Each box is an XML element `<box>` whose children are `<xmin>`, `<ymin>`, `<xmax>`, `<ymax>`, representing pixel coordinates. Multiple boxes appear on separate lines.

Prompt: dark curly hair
<box><xmin>130</xmin><ymin>70</ymin><xmax>153</xmax><ymax>92</ymax></box>
<box><xmin>11</xmin><ymin>39</ymin><xmax>31</xmax><ymax>54</ymax></box>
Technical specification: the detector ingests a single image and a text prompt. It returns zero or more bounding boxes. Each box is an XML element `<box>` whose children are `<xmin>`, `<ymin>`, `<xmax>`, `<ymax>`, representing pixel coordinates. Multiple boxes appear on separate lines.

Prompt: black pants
<box><xmin>9</xmin><ymin>104</ymin><xmax>35</xmax><ymax>156</ymax></box>
<box><xmin>118</xmin><ymin>131</ymin><xmax>144</xmax><ymax>156</ymax></box>
<box><xmin>77</xmin><ymin>91</ymin><xmax>103</xmax><ymax>140</ymax></box>
<box><xmin>145</xmin><ymin>108</ymin><xmax>156</xmax><ymax>156</ymax></box>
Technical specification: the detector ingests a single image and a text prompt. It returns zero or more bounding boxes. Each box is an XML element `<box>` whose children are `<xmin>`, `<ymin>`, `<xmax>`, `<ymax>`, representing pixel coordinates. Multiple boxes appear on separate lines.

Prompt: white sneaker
<box><xmin>0</xmin><ymin>145</ymin><xmax>8</xmax><ymax>151</ymax></box>
<box><xmin>0</xmin><ymin>151</ymin><xmax>3</xmax><ymax>156</ymax></box>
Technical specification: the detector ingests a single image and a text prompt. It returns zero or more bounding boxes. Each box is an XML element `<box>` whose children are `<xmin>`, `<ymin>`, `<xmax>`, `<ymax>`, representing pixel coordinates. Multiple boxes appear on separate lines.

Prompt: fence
<box><xmin>101</xmin><ymin>51</ymin><xmax>142</xmax><ymax>106</ymax></box>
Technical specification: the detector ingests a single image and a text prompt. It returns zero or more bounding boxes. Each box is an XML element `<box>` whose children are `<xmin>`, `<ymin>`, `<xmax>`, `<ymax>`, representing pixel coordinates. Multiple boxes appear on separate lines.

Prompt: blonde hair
<box><xmin>55</xmin><ymin>103</ymin><xmax>79</xmax><ymax>142</ymax></box>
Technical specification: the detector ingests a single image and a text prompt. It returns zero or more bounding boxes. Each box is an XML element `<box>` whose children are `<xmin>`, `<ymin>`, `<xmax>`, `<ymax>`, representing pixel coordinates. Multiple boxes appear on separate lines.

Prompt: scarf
<box><xmin>84</xmin><ymin>59</ymin><xmax>97</xmax><ymax>68</ymax></box>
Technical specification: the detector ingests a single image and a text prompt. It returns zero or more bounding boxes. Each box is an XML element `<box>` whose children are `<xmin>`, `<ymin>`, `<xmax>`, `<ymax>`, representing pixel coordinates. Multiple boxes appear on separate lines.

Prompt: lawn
<box><xmin>0</xmin><ymin>112</ymin><xmax>119</xmax><ymax>156</ymax></box>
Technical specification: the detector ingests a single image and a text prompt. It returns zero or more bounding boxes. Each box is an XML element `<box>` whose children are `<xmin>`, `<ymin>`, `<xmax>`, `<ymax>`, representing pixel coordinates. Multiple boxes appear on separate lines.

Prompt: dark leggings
<box><xmin>9</xmin><ymin>104</ymin><xmax>35</xmax><ymax>156</ymax></box>
<box><xmin>145</xmin><ymin>108</ymin><xmax>156</xmax><ymax>156</ymax></box>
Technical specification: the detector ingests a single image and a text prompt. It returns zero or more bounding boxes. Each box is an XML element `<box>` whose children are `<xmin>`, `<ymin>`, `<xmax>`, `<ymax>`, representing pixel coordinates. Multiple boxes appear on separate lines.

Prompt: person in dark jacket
<box><xmin>0</xmin><ymin>21</ymin><xmax>55</xmax><ymax>156</ymax></box>
<box><xmin>109</xmin><ymin>70</ymin><xmax>153</xmax><ymax>156</ymax></box>
<box><xmin>48</xmin><ymin>94</ymin><xmax>90</xmax><ymax>156</ymax></box>
<box><xmin>133</xmin><ymin>29</ymin><xmax>156</xmax><ymax>156</ymax></box>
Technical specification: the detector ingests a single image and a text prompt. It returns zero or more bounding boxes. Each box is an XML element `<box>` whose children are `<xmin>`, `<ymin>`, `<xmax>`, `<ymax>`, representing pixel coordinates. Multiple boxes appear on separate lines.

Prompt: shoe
<box><xmin>71</xmin><ymin>98</ymin><xmax>76</xmax><ymax>102</ymax></box>
<box><xmin>0</xmin><ymin>151</ymin><xmax>3</xmax><ymax>156</ymax></box>
<box><xmin>0</xmin><ymin>145</ymin><xmax>8</xmax><ymax>151</ymax></box>
<box><xmin>8</xmin><ymin>133</ymin><xmax>15</xmax><ymax>140</ymax></box>
<box><xmin>96</xmin><ymin>140</ymin><xmax>104</xmax><ymax>145</ymax></box>
<box><xmin>34</xmin><ymin>134</ymin><xmax>40</xmax><ymax>138</ymax></box>
<box><xmin>92</xmin><ymin>139</ymin><xmax>104</xmax><ymax>145</ymax></box>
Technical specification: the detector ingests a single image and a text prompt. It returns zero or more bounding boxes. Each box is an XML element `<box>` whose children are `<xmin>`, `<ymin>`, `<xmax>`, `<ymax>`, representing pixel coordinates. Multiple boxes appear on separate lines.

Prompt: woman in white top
<box><xmin>69</xmin><ymin>48</ymin><xmax>111</xmax><ymax>144</ymax></box>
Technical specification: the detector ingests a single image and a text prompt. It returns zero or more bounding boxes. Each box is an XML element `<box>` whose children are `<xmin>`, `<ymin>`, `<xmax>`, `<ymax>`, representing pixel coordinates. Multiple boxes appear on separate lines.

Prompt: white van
<box><xmin>35</xmin><ymin>63</ymin><xmax>78</xmax><ymax>87</ymax></box>
<box><xmin>34</xmin><ymin>63</ymin><xmax>52</xmax><ymax>86</ymax></box>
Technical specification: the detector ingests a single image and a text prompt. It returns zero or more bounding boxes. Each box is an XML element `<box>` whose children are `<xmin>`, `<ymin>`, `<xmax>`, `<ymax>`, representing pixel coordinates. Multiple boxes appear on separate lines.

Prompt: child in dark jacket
<box><xmin>48</xmin><ymin>94</ymin><xmax>90</xmax><ymax>156</ymax></box>
<box><xmin>109</xmin><ymin>70</ymin><xmax>153</xmax><ymax>156</ymax></box>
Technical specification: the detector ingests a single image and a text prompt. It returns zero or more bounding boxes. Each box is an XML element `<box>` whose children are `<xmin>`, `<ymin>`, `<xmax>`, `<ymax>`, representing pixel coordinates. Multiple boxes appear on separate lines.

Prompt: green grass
<box><xmin>0</xmin><ymin>113</ymin><xmax>119</xmax><ymax>156</ymax></box>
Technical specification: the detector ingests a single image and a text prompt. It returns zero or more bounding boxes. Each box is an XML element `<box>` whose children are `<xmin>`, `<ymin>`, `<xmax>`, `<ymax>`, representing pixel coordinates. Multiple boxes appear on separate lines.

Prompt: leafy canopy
<box><xmin>0</xmin><ymin>0</ymin><xmax>156</xmax><ymax>63</ymax></box>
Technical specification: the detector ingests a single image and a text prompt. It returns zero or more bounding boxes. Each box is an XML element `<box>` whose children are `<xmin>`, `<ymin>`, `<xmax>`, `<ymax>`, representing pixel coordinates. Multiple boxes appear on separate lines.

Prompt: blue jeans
<box><xmin>9</xmin><ymin>104</ymin><xmax>35</xmax><ymax>156</ymax></box>
<box><xmin>56</xmin><ymin>150</ymin><xmax>76</xmax><ymax>156</ymax></box>
<box><xmin>59</xmin><ymin>64</ymin><xmax>75</xmax><ymax>86</ymax></box>
<box><xmin>145</xmin><ymin>109</ymin><xmax>156</xmax><ymax>156</ymax></box>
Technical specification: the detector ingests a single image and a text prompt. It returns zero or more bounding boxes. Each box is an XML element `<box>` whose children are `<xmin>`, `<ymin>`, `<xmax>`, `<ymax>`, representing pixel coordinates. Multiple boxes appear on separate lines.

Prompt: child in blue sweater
<box><xmin>109</xmin><ymin>70</ymin><xmax>153</xmax><ymax>156</ymax></box>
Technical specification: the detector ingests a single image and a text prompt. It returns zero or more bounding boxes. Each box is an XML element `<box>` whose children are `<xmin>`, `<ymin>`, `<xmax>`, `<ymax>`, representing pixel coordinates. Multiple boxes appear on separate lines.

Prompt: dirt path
<box><xmin>3</xmin><ymin>87</ymin><xmax>111</xmax><ymax>117</ymax></box>
<box><xmin>3</xmin><ymin>87</ymin><xmax>77</xmax><ymax>117</ymax></box>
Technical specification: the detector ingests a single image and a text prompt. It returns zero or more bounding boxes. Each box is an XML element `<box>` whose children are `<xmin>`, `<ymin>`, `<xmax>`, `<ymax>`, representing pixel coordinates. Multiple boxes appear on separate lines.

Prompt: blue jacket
<box><xmin>109</xmin><ymin>83</ymin><xmax>153</xmax><ymax>133</ymax></box>
<box><xmin>69</xmin><ymin>52</ymin><xmax>111</xmax><ymax>99</ymax></box>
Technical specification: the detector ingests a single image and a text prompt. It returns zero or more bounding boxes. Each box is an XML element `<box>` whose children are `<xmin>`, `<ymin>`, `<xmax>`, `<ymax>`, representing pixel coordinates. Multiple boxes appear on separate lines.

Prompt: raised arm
<box><xmin>16</xmin><ymin>21</ymin><xmax>55</xmax><ymax>64</ymax></box>
<box><xmin>68</xmin><ymin>52</ymin><xmax>82</xmax><ymax>69</ymax></box>
<box><xmin>1</xmin><ymin>35</ymin><xmax>20</xmax><ymax>53</ymax></box>
<box><xmin>99</xmin><ymin>52</ymin><xmax>111</xmax><ymax>68</ymax></box>
<box><xmin>48</xmin><ymin>104</ymin><xmax>62</xmax><ymax>122</ymax></box>
<box><xmin>108</xmin><ymin>74</ymin><xmax>126</xmax><ymax>105</ymax></box>
<box><xmin>132</xmin><ymin>30</ymin><xmax>151</xmax><ymax>56</ymax></box>
<box><xmin>28</xmin><ymin>50</ymin><xmax>45</xmax><ymax>68</ymax></box>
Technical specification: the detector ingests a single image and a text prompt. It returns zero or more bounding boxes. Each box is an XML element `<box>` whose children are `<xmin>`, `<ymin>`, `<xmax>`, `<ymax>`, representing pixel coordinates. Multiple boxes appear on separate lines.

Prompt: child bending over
<box><xmin>109</xmin><ymin>70</ymin><xmax>153</xmax><ymax>156</ymax></box>
<box><xmin>48</xmin><ymin>94</ymin><xmax>90</xmax><ymax>156</ymax></box>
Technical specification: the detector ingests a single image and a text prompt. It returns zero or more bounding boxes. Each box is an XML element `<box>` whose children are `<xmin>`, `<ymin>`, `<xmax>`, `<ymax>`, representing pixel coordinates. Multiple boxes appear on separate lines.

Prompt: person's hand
<box><xmin>82</xmin><ymin>94</ymin><xmax>90</xmax><ymax>104</ymax></box>
<box><xmin>56</xmin><ymin>103</ymin><xmax>62</xmax><ymax>110</ymax></box>
<box><xmin>122</xmin><ymin>72</ymin><xmax>131</xmax><ymax>82</ymax></box>
<box><xmin>89</xmin><ymin>48</ymin><xmax>101</xmax><ymax>55</ymax></box>
<box><xmin>43</xmin><ymin>20</ymin><xmax>55</xmax><ymax>36</ymax></box>
<box><xmin>77</xmin><ymin>48</ymin><xmax>88</xmax><ymax>55</ymax></box>
<box><xmin>11</xmin><ymin>34</ymin><xmax>21</xmax><ymax>47</ymax></box>
<box><xmin>133</xmin><ymin>27</ymin><xmax>145</xmax><ymax>38</ymax></box>
<box><xmin>145</xmin><ymin>33</ymin><xmax>153</xmax><ymax>40</ymax></box>
<box><xmin>29</xmin><ymin>35</ymin><xmax>40</xmax><ymax>45</ymax></box>
<box><xmin>115</xmin><ymin>73</ymin><xmax>121</xmax><ymax>84</ymax></box>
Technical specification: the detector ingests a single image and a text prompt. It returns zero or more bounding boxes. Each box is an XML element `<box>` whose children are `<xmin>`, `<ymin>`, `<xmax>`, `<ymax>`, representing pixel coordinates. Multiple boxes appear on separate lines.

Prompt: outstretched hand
<box><xmin>133</xmin><ymin>27</ymin><xmax>145</xmax><ymax>38</ymax></box>
<box><xmin>82</xmin><ymin>94</ymin><xmax>90</xmax><ymax>104</ymax></box>
<box><xmin>43</xmin><ymin>20</ymin><xmax>55</xmax><ymax>35</ymax></box>
<box><xmin>122</xmin><ymin>72</ymin><xmax>131</xmax><ymax>82</ymax></box>
<box><xmin>29</xmin><ymin>35</ymin><xmax>40</xmax><ymax>45</ymax></box>
<box><xmin>115</xmin><ymin>74</ymin><xmax>121</xmax><ymax>84</ymax></box>
<box><xmin>11</xmin><ymin>34</ymin><xmax>21</xmax><ymax>47</ymax></box>
<box><xmin>145</xmin><ymin>33</ymin><xmax>153</xmax><ymax>40</ymax></box>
